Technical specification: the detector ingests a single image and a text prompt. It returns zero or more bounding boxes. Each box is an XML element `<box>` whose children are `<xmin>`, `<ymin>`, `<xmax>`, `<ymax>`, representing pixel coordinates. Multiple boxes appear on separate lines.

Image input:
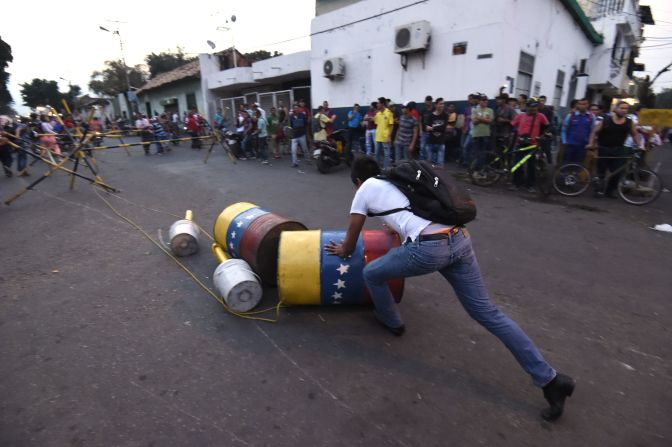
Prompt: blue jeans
<box><xmin>365</xmin><ymin>129</ymin><xmax>376</xmax><ymax>156</ymax></box>
<box><xmin>420</xmin><ymin>132</ymin><xmax>430</xmax><ymax>161</ymax></box>
<box><xmin>258</xmin><ymin>136</ymin><xmax>268</xmax><ymax>161</ymax></box>
<box><xmin>290</xmin><ymin>135</ymin><xmax>310</xmax><ymax>165</ymax></box>
<box><xmin>362</xmin><ymin>231</ymin><xmax>556</xmax><ymax>387</ymax></box>
<box><xmin>394</xmin><ymin>142</ymin><xmax>409</xmax><ymax>165</ymax></box>
<box><xmin>461</xmin><ymin>133</ymin><xmax>473</xmax><ymax>166</ymax></box>
<box><xmin>375</xmin><ymin>141</ymin><xmax>391</xmax><ymax>169</ymax></box>
<box><xmin>564</xmin><ymin>144</ymin><xmax>587</xmax><ymax>164</ymax></box>
<box><xmin>425</xmin><ymin>143</ymin><xmax>445</xmax><ymax>167</ymax></box>
<box><xmin>471</xmin><ymin>136</ymin><xmax>490</xmax><ymax>170</ymax></box>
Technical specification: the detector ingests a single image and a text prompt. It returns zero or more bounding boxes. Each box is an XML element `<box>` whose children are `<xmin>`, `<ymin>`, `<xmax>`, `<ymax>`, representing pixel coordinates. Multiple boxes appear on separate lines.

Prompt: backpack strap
<box><xmin>367</xmin><ymin>207</ymin><xmax>411</xmax><ymax>217</ymax></box>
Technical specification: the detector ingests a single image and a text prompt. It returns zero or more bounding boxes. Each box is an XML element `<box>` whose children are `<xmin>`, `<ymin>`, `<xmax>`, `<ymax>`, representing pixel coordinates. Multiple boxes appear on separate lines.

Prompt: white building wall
<box><xmin>137</xmin><ymin>79</ymin><xmax>203</xmax><ymax>118</ymax></box>
<box><xmin>585</xmin><ymin>0</ymin><xmax>642</xmax><ymax>93</ymax></box>
<box><xmin>311</xmin><ymin>0</ymin><xmax>595</xmax><ymax>110</ymax></box>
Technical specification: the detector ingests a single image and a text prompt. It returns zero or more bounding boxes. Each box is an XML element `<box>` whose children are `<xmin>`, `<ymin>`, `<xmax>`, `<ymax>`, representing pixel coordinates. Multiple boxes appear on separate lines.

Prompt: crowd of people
<box><xmin>1</xmin><ymin>89</ymin><xmax>667</xmax><ymax>190</ymax></box>
<box><xmin>215</xmin><ymin>90</ymin><xmax>666</xmax><ymax>196</ymax></box>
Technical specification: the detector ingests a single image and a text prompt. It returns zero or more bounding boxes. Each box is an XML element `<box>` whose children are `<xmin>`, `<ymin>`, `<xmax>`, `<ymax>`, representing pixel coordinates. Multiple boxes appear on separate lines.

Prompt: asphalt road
<box><xmin>1</xmin><ymin>137</ymin><xmax>671</xmax><ymax>447</ymax></box>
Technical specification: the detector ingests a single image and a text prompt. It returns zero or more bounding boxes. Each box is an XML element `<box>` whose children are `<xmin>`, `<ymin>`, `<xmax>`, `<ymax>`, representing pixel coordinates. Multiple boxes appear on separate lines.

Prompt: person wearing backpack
<box><xmin>325</xmin><ymin>155</ymin><xmax>575</xmax><ymax>422</ymax></box>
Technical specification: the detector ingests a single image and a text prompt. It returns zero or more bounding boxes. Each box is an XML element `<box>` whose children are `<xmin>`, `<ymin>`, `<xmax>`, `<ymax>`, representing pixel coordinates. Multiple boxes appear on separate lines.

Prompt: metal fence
<box><xmin>219</xmin><ymin>87</ymin><xmax>310</xmax><ymax>129</ymax></box>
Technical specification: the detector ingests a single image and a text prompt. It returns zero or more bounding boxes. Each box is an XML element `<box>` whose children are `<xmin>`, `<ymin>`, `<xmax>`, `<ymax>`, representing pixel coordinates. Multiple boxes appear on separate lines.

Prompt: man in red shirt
<box><xmin>510</xmin><ymin>98</ymin><xmax>549</xmax><ymax>192</ymax></box>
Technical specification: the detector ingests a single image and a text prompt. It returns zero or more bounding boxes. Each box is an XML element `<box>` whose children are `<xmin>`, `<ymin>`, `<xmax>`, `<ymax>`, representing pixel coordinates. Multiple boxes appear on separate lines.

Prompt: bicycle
<box><xmin>469</xmin><ymin>136</ymin><xmax>552</xmax><ymax>197</ymax></box>
<box><xmin>553</xmin><ymin>148</ymin><xmax>662</xmax><ymax>205</ymax></box>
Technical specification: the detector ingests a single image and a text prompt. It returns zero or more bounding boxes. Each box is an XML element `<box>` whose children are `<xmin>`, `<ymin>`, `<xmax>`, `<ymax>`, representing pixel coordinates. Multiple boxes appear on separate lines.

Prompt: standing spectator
<box><xmin>460</xmin><ymin>94</ymin><xmax>478</xmax><ymax>167</ymax></box>
<box><xmin>587</xmin><ymin>101</ymin><xmax>641</xmax><ymax>198</ymax></box>
<box><xmin>590</xmin><ymin>104</ymin><xmax>605</xmax><ymax>121</ymax></box>
<box><xmin>345</xmin><ymin>104</ymin><xmax>363</xmax><ymax>157</ymax></box>
<box><xmin>374</xmin><ymin>97</ymin><xmax>394</xmax><ymax>169</ymax></box>
<box><xmin>289</xmin><ymin>103</ymin><xmax>310</xmax><ymax>168</ymax></box>
<box><xmin>151</xmin><ymin>118</ymin><xmax>169</xmax><ymax>155</ymax></box>
<box><xmin>313</xmin><ymin>106</ymin><xmax>330</xmax><ymax>143</ymax></box>
<box><xmin>136</xmin><ymin>114</ymin><xmax>153</xmax><ymax>155</ymax></box>
<box><xmin>470</xmin><ymin>94</ymin><xmax>494</xmax><ymax>170</ymax></box>
<box><xmin>494</xmin><ymin>94</ymin><xmax>516</xmax><ymax>151</ymax></box>
<box><xmin>420</xmin><ymin>95</ymin><xmax>434</xmax><ymax>161</ymax></box>
<box><xmin>560</xmin><ymin>98</ymin><xmax>593</xmax><ymax>164</ymax></box>
<box><xmin>252</xmin><ymin>102</ymin><xmax>266</xmax><ymax>120</ymax></box>
<box><xmin>267</xmin><ymin>107</ymin><xmax>280</xmax><ymax>159</ymax></box>
<box><xmin>14</xmin><ymin>117</ymin><xmax>30</xmax><ymax>176</ymax></box>
<box><xmin>255</xmin><ymin>110</ymin><xmax>270</xmax><ymax>165</ymax></box>
<box><xmin>186</xmin><ymin>111</ymin><xmax>201</xmax><ymax>149</ymax></box>
<box><xmin>363</xmin><ymin>101</ymin><xmax>378</xmax><ymax>156</ymax></box>
<box><xmin>39</xmin><ymin>115</ymin><xmax>62</xmax><ymax>157</ymax></box>
<box><xmin>0</xmin><ymin>116</ymin><xmax>14</xmax><ymax>177</ymax></box>
<box><xmin>444</xmin><ymin>103</ymin><xmax>459</xmax><ymax>161</ymax></box>
<box><xmin>323</xmin><ymin>100</ymin><xmax>337</xmax><ymax>137</ymax></box>
<box><xmin>538</xmin><ymin>96</ymin><xmax>555</xmax><ymax>162</ymax></box>
<box><xmin>510</xmin><ymin>98</ymin><xmax>549</xmax><ymax>192</ymax></box>
<box><xmin>424</xmin><ymin>98</ymin><xmax>448</xmax><ymax>169</ymax></box>
<box><xmin>394</xmin><ymin>102</ymin><xmax>418</xmax><ymax>164</ymax></box>
<box><xmin>214</xmin><ymin>108</ymin><xmax>225</xmax><ymax>129</ymax></box>
<box><xmin>518</xmin><ymin>94</ymin><xmax>528</xmax><ymax>114</ymax></box>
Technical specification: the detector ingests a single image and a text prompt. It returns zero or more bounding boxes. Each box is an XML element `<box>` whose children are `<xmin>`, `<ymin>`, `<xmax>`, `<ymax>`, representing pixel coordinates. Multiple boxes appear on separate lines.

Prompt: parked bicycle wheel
<box><xmin>469</xmin><ymin>152</ymin><xmax>503</xmax><ymax>186</ymax></box>
<box><xmin>553</xmin><ymin>163</ymin><xmax>591</xmax><ymax>196</ymax></box>
<box><xmin>535</xmin><ymin>158</ymin><xmax>552</xmax><ymax>198</ymax></box>
<box><xmin>618</xmin><ymin>168</ymin><xmax>662</xmax><ymax>206</ymax></box>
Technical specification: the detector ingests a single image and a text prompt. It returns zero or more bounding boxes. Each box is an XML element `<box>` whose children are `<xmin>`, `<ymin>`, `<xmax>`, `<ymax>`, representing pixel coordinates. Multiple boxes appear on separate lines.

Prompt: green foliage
<box><xmin>20</xmin><ymin>79</ymin><xmax>62</xmax><ymax>108</ymax></box>
<box><xmin>89</xmin><ymin>60</ymin><xmax>146</xmax><ymax>96</ymax></box>
<box><xmin>655</xmin><ymin>88</ymin><xmax>672</xmax><ymax>109</ymax></box>
<box><xmin>145</xmin><ymin>48</ymin><xmax>195</xmax><ymax>78</ymax></box>
<box><xmin>636</xmin><ymin>76</ymin><xmax>656</xmax><ymax>109</ymax></box>
<box><xmin>243</xmin><ymin>50</ymin><xmax>282</xmax><ymax>62</ymax></box>
<box><xmin>0</xmin><ymin>36</ymin><xmax>14</xmax><ymax>113</ymax></box>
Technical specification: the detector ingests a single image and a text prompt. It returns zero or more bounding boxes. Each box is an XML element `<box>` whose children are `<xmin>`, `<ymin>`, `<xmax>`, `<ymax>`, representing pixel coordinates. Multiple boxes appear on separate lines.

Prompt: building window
<box><xmin>553</xmin><ymin>70</ymin><xmax>565</xmax><ymax>107</ymax></box>
<box><xmin>516</xmin><ymin>51</ymin><xmax>535</xmax><ymax>96</ymax></box>
<box><xmin>186</xmin><ymin>93</ymin><xmax>197</xmax><ymax>111</ymax></box>
<box><xmin>453</xmin><ymin>42</ymin><xmax>467</xmax><ymax>55</ymax></box>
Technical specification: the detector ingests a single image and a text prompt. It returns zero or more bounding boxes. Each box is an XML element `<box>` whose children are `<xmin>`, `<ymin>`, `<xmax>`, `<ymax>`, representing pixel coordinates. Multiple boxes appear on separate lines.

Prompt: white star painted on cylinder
<box><xmin>231</xmin><ymin>231</ymin><xmax>236</xmax><ymax>239</ymax></box>
<box><xmin>245</xmin><ymin>214</ymin><xmax>255</xmax><ymax>220</ymax></box>
<box><xmin>236</xmin><ymin>221</ymin><xmax>243</xmax><ymax>228</ymax></box>
<box><xmin>331</xmin><ymin>292</ymin><xmax>343</xmax><ymax>301</ymax></box>
<box><xmin>333</xmin><ymin>279</ymin><xmax>346</xmax><ymax>289</ymax></box>
<box><xmin>336</xmin><ymin>264</ymin><xmax>350</xmax><ymax>275</ymax></box>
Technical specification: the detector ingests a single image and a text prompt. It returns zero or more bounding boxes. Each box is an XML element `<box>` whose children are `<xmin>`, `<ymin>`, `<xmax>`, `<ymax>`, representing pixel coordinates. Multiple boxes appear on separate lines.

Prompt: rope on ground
<box><xmin>92</xmin><ymin>185</ymin><xmax>283</xmax><ymax>323</ymax></box>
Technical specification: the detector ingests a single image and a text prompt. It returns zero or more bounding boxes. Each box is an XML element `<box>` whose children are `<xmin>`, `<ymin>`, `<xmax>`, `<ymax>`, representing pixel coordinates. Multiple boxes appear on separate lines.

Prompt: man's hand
<box><xmin>325</xmin><ymin>240</ymin><xmax>349</xmax><ymax>258</ymax></box>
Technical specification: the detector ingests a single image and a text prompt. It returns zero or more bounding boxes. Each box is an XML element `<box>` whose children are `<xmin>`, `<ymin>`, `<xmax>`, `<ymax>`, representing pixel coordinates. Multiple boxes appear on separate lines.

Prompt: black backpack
<box><xmin>368</xmin><ymin>160</ymin><xmax>477</xmax><ymax>226</ymax></box>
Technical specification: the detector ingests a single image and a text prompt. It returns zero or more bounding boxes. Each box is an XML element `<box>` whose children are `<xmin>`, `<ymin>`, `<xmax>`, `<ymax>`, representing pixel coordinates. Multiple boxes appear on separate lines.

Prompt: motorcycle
<box><xmin>222</xmin><ymin>130</ymin><xmax>245</xmax><ymax>158</ymax></box>
<box><xmin>313</xmin><ymin>129</ymin><xmax>349</xmax><ymax>174</ymax></box>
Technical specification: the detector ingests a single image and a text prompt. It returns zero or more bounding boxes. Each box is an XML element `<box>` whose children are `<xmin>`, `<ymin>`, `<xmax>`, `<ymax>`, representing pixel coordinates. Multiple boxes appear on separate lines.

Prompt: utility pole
<box><xmin>99</xmin><ymin>25</ymin><xmax>136</xmax><ymax>115</ymax></box>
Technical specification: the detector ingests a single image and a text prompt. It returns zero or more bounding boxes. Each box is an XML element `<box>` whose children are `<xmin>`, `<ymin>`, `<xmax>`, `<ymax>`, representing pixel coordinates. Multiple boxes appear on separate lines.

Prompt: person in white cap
<box><xmin>252</xmin><ymin>102</ymin><xmax>266</xmax><ymax>120</ymax></box>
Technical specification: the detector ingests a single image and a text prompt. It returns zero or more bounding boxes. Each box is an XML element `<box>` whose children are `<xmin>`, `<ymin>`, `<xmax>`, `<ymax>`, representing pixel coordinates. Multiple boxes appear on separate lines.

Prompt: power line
<box><xmin>258</xmin><ymin>0</ymin><xmax>428</xmax><ymax>48</ymax></box>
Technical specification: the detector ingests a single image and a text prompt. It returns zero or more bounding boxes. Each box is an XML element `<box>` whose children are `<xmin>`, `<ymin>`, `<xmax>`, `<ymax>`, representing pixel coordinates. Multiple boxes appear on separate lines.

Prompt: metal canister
<box><xmin>168</xmin><ymin>210</ymin><xmax>200</xmax><ymax>257</ymax></box>
<box><xmin>211</xmin><ymin>244</ymin><xmax>263</xmax><ymax>312</ymax></box>
<box><xmin>213</xmin><ymin>202</ymin><xmax>307</xmax><ymax>285</ymax></box>
<box><xmin>277</xmin><ymin>229</ymin><xmax>404</xmax><ymax>305</ymax></box>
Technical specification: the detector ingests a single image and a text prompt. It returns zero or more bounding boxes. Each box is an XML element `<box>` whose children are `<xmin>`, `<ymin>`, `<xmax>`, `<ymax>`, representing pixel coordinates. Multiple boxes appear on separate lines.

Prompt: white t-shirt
<box><xmin>350</xmin><ymin>178</ymin><xmax>432</xmax><ymax>242</ymax></box>
<box><xmin>624</xmin><ymin>113</ymin><xmax>639</xmax><ymax>148</ymax></box>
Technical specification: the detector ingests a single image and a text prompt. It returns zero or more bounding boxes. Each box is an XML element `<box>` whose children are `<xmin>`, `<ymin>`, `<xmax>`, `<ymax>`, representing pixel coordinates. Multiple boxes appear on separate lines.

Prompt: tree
<box><xmin>635</xmin><ymin>75</ymin><xmax>656</xmax><ymax>109</ymax></box>
<box><xmin>655</xmin><ymin>88</ymin><xmax>672</xmax><ymax>109</ymax></box>
<box><xmin>20</xmin><ymin>79</ymin><xmax>63</xmax><ymax>108</ymax></box>
<box><xmin>243</xmin><ymin>50</ymin><xmax>282</xmax><ymax>62</ymax></box>
<box><xmin>63</xmin><ymin>84</ymin><xmax>82</xmax><ymax>109</ymax></box>
<box><xmin>89</xmin><ymin>60</ymin><xmax>146</xmax><ymax>96</ymax></box>
<box><xmin>145</xmin><ymin>48</ymin><xmax>195</xmax><ymax>78</ymax></box>
<box><xmin>0</xmin><ymin>36</ymin><xmax>14</xmax><ymax>114</ymax></box>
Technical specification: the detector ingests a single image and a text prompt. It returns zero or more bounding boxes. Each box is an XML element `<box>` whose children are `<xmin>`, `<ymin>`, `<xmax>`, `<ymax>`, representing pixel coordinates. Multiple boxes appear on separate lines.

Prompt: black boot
<box><xmin>542</xmin><ymin>373</ymin><xmax>575</xmax><ymax>421</ymax></box>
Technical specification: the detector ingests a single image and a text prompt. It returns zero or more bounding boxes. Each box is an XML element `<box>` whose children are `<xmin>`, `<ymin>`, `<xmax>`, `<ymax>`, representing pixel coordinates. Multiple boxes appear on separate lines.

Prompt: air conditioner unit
<box><xmin>394</xmin><ymin>21</ymin><xmax>431</xmax><ymax>54</ymax></box>
<box><xmin>323</xmin><ymin>58</ymin><xmax>345</xmax><ymax>79</ymax></box>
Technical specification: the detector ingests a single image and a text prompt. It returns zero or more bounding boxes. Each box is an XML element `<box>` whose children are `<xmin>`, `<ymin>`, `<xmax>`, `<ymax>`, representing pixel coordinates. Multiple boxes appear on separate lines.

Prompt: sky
<box><xmin>2</xmin><ymin>0</ymin><xmax>672</xmax><ymax>115</ymax></box>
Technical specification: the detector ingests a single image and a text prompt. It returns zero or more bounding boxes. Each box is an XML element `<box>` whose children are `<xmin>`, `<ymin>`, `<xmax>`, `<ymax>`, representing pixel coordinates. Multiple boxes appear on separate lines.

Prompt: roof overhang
<box><xmin>559</xmin><ymin>0</ymin><xmax>604</xmax><ymax>45</ymax></box>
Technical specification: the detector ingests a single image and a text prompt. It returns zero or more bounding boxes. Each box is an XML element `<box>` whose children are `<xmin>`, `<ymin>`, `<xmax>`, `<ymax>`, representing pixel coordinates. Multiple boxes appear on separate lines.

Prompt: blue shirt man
<box><xmin>561</xmin><ymin>98</ymin><xmax>594</xmax><ymax>164</ymax></box>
